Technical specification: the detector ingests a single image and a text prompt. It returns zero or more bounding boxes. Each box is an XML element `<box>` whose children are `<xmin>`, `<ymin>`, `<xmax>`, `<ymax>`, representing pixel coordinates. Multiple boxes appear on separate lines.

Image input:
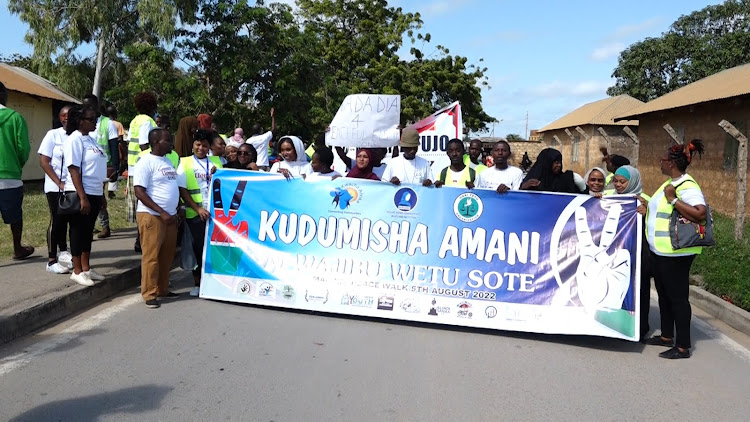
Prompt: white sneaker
<box><xmin>46</xmin><ymin>262</ymin><xmax>70</xmax><ymax>274</ymax></box>
<box><xmin>71</xmin><ymin>271</ymin><xmax>94</xmax><ymax>286</ymax></box>
<box><xmin>57</xmin><ymin>251</ymin><xmax>73</xmax><ymax>269</ymax></box>
<box><xmin>189</xmin><ymin>286</ymin><xmax>200</xmax><ymax>297</ymax></box>
<box><xmin>85</xmin><ymin>269</ymin><xmax>105</xmax><ymax>281</ymax></box>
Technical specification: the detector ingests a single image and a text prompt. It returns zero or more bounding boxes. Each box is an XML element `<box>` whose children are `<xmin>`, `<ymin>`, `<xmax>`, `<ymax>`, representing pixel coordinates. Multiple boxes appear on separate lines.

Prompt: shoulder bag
<box><xmin>669</xmin><ymin>180</ymin><xmax>716</xmax><ymax>249</ymax></box>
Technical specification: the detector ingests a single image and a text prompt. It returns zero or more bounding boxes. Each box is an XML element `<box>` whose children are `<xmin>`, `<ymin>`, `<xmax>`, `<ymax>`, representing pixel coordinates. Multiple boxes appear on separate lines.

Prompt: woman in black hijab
<box><xmin>521</xmin><ymin>148</ymin><xmax>581</xmax><ymax>193</ymax></box>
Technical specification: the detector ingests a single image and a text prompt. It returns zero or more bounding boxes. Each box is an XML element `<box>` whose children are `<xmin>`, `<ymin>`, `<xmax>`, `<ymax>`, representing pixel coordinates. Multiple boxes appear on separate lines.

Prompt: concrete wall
<box><xmin>636</xmin><ymin>96</ymin><xmax>750</xmax><ymax>217</ymax></box>
<box><xmin>6</xmin><ymin>91</ymin><xmax>55</xmax><ymax>181</ymax></box>
<box><xmin>539</xmin><ymin>125</ymin><xmax>639</xmax><ymax>176</ymax></box>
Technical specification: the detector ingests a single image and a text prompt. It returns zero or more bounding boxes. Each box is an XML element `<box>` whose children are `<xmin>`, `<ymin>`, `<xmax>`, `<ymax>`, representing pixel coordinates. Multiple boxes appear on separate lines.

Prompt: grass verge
<box><xmin>691</xmin><ymin>212</ymin><xmax>750</xmax><ymax>311</ymax></box>
<box><xmin>0</xmin><ymin>181</ymin><xmax>134</xmax><ymax>258</ymax></box>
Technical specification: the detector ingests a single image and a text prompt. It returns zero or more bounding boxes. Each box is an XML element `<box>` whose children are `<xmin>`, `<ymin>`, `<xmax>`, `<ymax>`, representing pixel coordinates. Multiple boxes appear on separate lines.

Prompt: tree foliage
<box><xmin>505</xmin><ymin>133</ymin><xmax>524</xmax><ymax>141</ymax></box>
<box><xmin>607</xmin><ymin>0</ymin><xmax>750</xmax><ymax>101</ymax></box>
<box><xmin>6</xmin><ymin>0</ymin><xmax>496</xmax><ymax>138</ymax></box>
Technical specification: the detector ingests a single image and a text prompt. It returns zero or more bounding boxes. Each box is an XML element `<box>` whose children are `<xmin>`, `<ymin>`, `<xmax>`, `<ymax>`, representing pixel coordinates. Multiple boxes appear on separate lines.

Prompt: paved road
<box><xmin>1</xmin><ymin>270</ymin><xmax>749</xmax><ymax>421</ymax></box>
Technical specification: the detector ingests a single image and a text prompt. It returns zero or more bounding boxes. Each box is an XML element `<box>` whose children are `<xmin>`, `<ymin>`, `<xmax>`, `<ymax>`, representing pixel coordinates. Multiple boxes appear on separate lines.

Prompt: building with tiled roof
<box><xmin>537</xmin><ymin>95</ymin><xmax>644</xmax><ymax>175</ymax></box>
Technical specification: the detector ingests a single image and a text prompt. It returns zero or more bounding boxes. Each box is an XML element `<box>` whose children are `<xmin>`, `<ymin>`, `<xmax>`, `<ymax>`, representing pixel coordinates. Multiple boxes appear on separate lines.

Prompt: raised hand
<box><xmin>574</xmin><ymin>204</ymin><xmax>631</xmax><ymax>313</ymax></box>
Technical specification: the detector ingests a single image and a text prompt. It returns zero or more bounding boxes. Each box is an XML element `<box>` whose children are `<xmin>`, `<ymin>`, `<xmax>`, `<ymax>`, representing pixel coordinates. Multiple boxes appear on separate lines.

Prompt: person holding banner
<box><xmin>434</xmin><ymin>139</ymin><xmax>475</xmax><ymax>188</ymax></box>
<box><xmin>464</xmin><ymin>139</ymin><xmax>487</xmax><ymax>173</ymax></box>
<box><xmin>335</xmin><ymin>146</ymin><xmax>389</xmax><ymax>179</ymax></box>
<box><xmin>475</xmin><ymin>140</ymin><xmax>524</xmax><ymax>193</ymax></box>
<box><xmin>309</xmin><ymin>146</ymin><xmax>342</xmax><ymax>180</ymax></box>
<box><xmin>583</xmin><ymin>167</ymin><xmax>607</xmax><ymax>196</ymax></box>
<box><xmin>269</xmin><ymin>136</ymin><xmax>313</xmax><ymax>179</ymax></box>
<box><xmin>346</xmin><ymin>148</ymin><xmax>380</xmax><ymax>181</ymax></box>
<box><xmin>133</xmin><ymin>128</ymin><xmax>180</xmax><ymax>308</ymax></box>
<box><xmin>209</xmin><ymin>133</ymin><xmax>228</xmax><ymax>165</ymax></box>
<box><xmin>177</xmin><ymin>129</ymin><xmax>224</xmax><ymax>297</ymax></box>
<box><xmin>227</xmin><ymin>144</ymin><xmax>260</xmax><ymax>171</ymax></box>
<box><xmin>381</xmin><ymin>128</ymin><xmax>434</xmax><ymax>186</ymax></box>
<box><xmin>639</xmin><ymin>140</ymin><xmax>706</xmax><ymax>359</ymax></box>
<box><xmin>521</xmin><ymin>148</ymin><xmax>581</xmax><ymax>193</ymax></box>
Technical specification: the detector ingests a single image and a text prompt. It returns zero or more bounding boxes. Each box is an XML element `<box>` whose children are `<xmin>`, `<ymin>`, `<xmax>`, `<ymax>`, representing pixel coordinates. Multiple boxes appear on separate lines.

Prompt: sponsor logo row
<box><xmin>235</xmin><ymin>280</ymin><xmax>501</xmax><ymax>320</ymax></box>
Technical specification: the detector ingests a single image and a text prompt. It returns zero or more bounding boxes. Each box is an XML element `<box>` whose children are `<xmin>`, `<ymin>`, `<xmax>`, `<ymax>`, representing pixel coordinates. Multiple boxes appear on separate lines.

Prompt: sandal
<box><xmin>641</xmin><ymin>335</ymin><xmax>674</xmax><ymax>347</ymax></box>
<box><xmin>12</xmin><ymin>245</ymin><xmax>35</xmax><ymax>261</ymax></box>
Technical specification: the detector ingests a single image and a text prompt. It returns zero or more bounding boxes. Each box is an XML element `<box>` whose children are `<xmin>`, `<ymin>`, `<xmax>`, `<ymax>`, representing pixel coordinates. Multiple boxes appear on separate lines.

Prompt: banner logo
<box><xmin>394</xmin><ymin>187</ymin><xmax>417</xmax><ymax>212</ymax></box>
<box><xmin>377</xmin><ymin>295</ymin><xmax>395</xmax><ymax>310</ymax></box>
<box><xmin>453</xmin><ymin>193</ymin><xmax>483</xmax><ymax>222</ymax></box>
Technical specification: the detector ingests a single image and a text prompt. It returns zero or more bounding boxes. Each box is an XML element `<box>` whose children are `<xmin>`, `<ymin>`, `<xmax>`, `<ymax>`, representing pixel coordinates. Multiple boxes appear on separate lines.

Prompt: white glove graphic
<box><xmin>575</xmin><ymin>204</ymin><xmax>631</xmax><ymax>313</ymax></box>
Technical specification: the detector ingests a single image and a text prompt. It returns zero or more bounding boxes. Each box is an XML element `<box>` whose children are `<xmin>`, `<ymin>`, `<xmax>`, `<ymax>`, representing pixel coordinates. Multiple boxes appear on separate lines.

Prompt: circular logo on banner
<box><xmin>394</xmin><ymin>187</ymin><xmax>418</xmax><ymax>212</ymax></box>
<box><xmin>453</xmin><ymin>193</ymin><xmax>483</xmax><ymax>222</ymax></box>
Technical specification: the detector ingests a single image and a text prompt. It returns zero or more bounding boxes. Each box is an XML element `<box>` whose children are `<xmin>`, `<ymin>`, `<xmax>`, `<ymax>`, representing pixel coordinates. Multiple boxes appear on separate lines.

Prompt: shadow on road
<box><xmin>8</xmin><ymin>384</ymin><xmax>172</xmax><ymax>422</ymax></box>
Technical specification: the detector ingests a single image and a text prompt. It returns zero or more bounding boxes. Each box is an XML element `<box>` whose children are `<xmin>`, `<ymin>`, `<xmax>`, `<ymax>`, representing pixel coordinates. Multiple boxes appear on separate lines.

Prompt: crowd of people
<box><xmin>0</xmin><ymin>85</ymin><xmax>710</xmax><ymax>359</ymax></box>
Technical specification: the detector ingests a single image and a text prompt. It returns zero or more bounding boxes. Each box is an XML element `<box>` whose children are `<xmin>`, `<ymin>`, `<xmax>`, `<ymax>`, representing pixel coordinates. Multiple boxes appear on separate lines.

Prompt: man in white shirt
<box><xmin>475</xmin><ymin>140</ymin><xmax>524</xmax><ymax>193</ymax></box>
<box><xmin>246</xmin><ymin>107</ymin><xmax>276</xmax><ymax>171</ymax></box>
<box><xmin>381</xmin><ymin>128</ymin><xmax>434</xmax><ymax>186</ymax></box>
<box><xmin>133</xmin><ymin>128</ymin><xmax>180</xmax><ymax>308</ymax></box>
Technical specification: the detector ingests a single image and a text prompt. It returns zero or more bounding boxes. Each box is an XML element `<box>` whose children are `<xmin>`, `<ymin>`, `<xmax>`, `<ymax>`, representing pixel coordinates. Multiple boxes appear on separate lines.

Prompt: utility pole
<box><xmin>525</xmin><ymin>111</ymin><xmax>529</xmax><ymax>140</ymax></box>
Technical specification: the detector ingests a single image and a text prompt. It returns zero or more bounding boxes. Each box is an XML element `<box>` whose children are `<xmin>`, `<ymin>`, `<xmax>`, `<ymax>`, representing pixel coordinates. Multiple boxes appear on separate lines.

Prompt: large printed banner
<box><xmin>201</xmin><ymin>169</ymin><xmax>642</xmax><ymax>341</ymax></box>
<box><xmin>412</xmin><ymin>101</ymin><xmax>463</xmax><ymax>170</ymax></box>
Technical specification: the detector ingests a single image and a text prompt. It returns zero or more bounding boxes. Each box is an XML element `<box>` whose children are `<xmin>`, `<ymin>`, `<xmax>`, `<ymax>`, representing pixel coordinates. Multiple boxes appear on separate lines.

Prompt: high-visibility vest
<box><xmin>646</xmin><ymin>175</ymin><xmax>703</xmax><ymax>255</ymax></box>
<box><xmin>463</xmin><ymin>154</ymin><xmax>487</xmax><ymax>174</ymax></box>
<box><xmin>439</xmin><ymin>166</ymin><xmax>476</xmax><ymax>187</ymax></box>
<box><xmin>128</xmin><ymin>115</ymin><xmax>156</xmax><ymax>167</ymax></box>
<box><xmin>137</xmin><ymin>149</ymin><xmax>180</xmax><ymax>169</ymax></box>
<box><xmin>180</xmin><ymin>155</ymin><xmax>223</xmax><ymax>219</ymax></box>
<box><xmin>96</xmin><ymin>116</ymin><xmax>112</xmax><ymax>162</ymax></box>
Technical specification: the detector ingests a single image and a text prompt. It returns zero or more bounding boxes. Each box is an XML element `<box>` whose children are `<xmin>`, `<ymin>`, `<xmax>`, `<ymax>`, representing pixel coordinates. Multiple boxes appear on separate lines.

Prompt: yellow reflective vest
<box><xmin>128</xmin><ymin>115</ymin><xmax>156</xmax><ymax>167</ymax></box>
<box><xmin>646</xmin><ymin>175</ymin><xmax>703</xmax><ymax>255</ymax></box>
<box><xmin>180</xmin><ymin>156</ymin><xmax>223</xmax><ymax>219</ymax></box>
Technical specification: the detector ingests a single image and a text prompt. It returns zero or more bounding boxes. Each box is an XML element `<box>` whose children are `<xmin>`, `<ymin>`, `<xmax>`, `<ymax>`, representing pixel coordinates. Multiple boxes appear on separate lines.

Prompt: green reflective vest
<box><xmin>128</xmin><ymin>115</ymin><xmax>156</xmax><ymax>167</ymax></box>
<box><xmin>137</xmin><ymin>149</ymin><xmax>180</xmax><ymax>169</ymax></box>
<box><xmin>96</xmin><ymin>116</ymin><xmax>112</xmax><ymax>162</ymax></box>
<box><xmin>180</xmin><ymin>155</ymin><xmax>223</xmax><ymax>219</ymax></box>
<box><xmin>463</xmin><ymin>154</ymin><xmax>487</xmax><ymax>174</ymax></box>
<box><xmin>647</xmin><ymin>175</ymin><xmax>703</xmax><ymax>255</ymax></box>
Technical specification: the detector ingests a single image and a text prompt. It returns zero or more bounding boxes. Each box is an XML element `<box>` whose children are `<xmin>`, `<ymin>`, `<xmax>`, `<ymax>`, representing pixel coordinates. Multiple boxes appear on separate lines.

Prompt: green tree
<box><xmin>506</xmin><ymin>133</ymin><xmax>524</xmax><ymax>141</ymax></box>
<box><xmin>8</xmin><ymin>0</ymin><xmax>200</xmax><ymax>98</ymax></box>
<box><xmin>607</xmin><ymin>0</ymin><xmax>750</xmax><ymax>101</ymax></box>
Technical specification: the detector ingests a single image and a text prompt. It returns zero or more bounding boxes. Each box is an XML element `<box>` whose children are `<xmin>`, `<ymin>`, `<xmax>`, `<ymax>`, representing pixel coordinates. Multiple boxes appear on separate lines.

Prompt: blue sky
<box><xmin>0</xmin><ymin>0</ymin><xmax>722</xmax><ymax>136</ymax></box>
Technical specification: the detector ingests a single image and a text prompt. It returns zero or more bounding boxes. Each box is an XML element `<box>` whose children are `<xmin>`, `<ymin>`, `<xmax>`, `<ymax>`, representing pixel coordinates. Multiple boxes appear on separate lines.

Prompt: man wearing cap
<box><xmin>381</xmin><ymin>128</ymin><xmax>434</xmax><ymax>187</ymax></box>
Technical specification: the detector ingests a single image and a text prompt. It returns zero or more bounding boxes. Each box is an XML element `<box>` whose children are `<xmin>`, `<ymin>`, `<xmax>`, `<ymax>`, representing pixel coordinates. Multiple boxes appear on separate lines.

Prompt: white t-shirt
<box><xmin>646</xmin><ymin>174</ymin><xmax>706</xmax><ymax>257</ymax></box>
<box><xmin>348</xmin><ymin>158</ymin><xmax>387</xmax><ymax>179</ymax></box>
<box><xmin>247</xmin><ymin>131</ymin><xmax>272</xmax><ymax>167</ymax></box>
<box><xmin>475</xmin><ymin>165</ymin><xmax>524</xmax><ymax>191</ymax></box>
<box><xmin>177</xmin><ymin>156</ymin><xmax>220</xmax><ymax>210</ymax></box>
<box><xmin>63</xmin><ymin>131</ymin><xmax>108</xmax><ymax>195</ymax></box>
<box><xmin>270</xmin><ymin>160</ymin><xmax>313</xmax><ymax>179</ymax></box>
<box><xmin>38</xmin><ymin>127</ymin><xmax>68</xmax><ymax>193</ymax></box>
<box><xmin>380</xmin><ymin>155</ymin><xmax>434</xmax><ymax>185</ymax></box>
<box><xmin>133</xmin><ymin>154</ymin><xmax>180</xmax><ymax>216</ymax></box>
<box><xmin>139</xmin><ymin>120</ymin><xmax>154</xmax><ymax>146</ymax></box>
<box><xmin>307</xmin><ymin>170</ymin><xmax>342</xmax><ymax>181</ymax></box>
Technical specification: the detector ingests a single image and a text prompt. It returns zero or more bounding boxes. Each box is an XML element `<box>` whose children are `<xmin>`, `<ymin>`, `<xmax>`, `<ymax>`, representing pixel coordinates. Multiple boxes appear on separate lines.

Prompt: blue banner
<box><xmin>200</xmin><ymin>169</ymin><xmax>642</xmax><ymax>341</ymax></box>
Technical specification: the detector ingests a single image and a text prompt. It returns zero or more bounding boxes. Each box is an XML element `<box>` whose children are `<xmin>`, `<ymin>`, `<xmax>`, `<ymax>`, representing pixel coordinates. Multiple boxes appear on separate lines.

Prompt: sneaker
<box><xmin>189</xmin><ymin>286</ymin><xmax>200</xmax><ymax>297</ymax></box>
<box><xmin>145</xmin><ymin>299</ymin><xmax>160</xmax><ymax>309</ymax></box>
<box><xmin>46</xmin><ymin>262</ymin><xmax>70</xmax><ymax>274</ymax></box>
<box><xmin>71</xmin><ymin>271</ymin><xmax>94</xmax><ymax>286</ymax></box>
<box><xmin>57</xmin><ymin>251</ymin><xmax>73</xmax><ymax>269</ymax></box>
<box><xmin>659</xmin><ymin>346</ymin><xmax>690</xmax><ymax>359</ymax></box>
<box><xmin>85</xmin><ymin>269</ymin><xmax>105</xmax><ymax>281</ymax></box>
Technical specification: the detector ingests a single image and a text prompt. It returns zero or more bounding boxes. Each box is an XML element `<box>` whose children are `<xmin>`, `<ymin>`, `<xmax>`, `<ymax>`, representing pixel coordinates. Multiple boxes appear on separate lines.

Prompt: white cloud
<box><xmin>590</xmin><ymin>42</ymin><xmax>626</xmax><ymax>61</ymax></box>
<box><xmin>605</xmin><ymin>18</ymin><xmax>662</xmax><ymax>42</ymax></box>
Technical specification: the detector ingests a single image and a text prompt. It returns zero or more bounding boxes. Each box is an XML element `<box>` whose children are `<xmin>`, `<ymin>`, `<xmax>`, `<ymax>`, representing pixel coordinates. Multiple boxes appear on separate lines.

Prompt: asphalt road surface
<box><xmin>1</xmin><ymin>270</ymin><xmax>749</xmax><ymax>421</ymax></box>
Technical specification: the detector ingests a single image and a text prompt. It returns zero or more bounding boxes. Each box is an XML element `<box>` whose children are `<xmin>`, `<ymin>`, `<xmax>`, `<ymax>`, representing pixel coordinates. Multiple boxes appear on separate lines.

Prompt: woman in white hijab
<box><xmin>583</xmin><ymin>166</ymin><xmax>608</xmax><ymax>196</ymax></box>
<box><xmin>270</xmin><ymin>136</ymin><xmax>313</xmax><ymax>179</ymax></box>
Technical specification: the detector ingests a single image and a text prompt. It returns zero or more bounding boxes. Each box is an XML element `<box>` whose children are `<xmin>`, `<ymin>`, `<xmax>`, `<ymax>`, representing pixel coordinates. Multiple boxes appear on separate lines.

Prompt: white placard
<box><xmin>326</xmin><ymin>94</ymin><xmax>401</xmax><ymax>148</ymax></box>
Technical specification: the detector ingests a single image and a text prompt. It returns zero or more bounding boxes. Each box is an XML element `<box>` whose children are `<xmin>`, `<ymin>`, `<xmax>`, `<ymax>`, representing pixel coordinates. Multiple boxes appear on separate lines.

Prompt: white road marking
<box><xmin>0</xmin><ymin>294</ymin><xmax>141</xmax><ymax>377</ymax></box>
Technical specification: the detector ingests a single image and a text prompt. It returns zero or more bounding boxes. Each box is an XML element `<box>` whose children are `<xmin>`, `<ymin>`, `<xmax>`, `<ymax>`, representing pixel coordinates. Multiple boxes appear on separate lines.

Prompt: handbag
<box><xmin>669</xmin><ymin>181</ymin><xmax>716</xmax><ymax>249</ymax></box>
<box><xmin>57</xmin><ymin>137</ymin><xmax>84</xmax><ymax>216</ymax></box>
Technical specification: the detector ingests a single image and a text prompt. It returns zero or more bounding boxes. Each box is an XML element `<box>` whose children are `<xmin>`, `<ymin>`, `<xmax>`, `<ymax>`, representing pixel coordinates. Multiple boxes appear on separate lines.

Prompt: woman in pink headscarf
<box><xmin>231</xmin><ymin>128</ymin><xmax>244</xmax><ymax>144</ymax></box>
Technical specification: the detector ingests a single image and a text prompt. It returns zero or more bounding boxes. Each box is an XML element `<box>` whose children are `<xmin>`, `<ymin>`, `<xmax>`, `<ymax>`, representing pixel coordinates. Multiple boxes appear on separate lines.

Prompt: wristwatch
<box><xmin>670</xmin><ymin>197</ymin><xmax>679</xmax><ymax>206</ymax></box>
